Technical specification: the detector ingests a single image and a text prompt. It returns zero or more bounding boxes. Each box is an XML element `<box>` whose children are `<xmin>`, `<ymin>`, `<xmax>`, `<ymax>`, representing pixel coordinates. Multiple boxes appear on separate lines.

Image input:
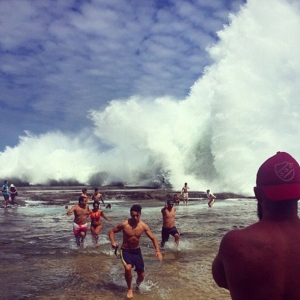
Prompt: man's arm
<box><xmin>66</xmin><ymin>205</ymin><xmax>76</xmax><ymax>216</ymax></box>
<box><xmin>144</xmin><ymin>224</ymin><xmax>162</xmax><ymax>261</ymax></box>
<box><xmin>212</xmin><ymin>252</ymin><xmax>228</xmax><ymax>289</ymax></box>
<box><xmin>109</xmin><ymin>222</ymin><xmax>124</xmax><ymax>248</ymax></box>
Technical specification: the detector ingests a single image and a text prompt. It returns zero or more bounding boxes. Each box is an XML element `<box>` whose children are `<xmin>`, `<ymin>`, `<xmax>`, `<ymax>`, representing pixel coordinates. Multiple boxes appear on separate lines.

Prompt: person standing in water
<box><xmin>109</xmin><ymin>204</ymin><xmax>162</xmax><ymax>299</ymax></box>
<box><xmin>67</xmin><ymin>196</ymin><xmax>90</xmax><ymax>247</ymax></box>
<box><xmin>161</xmin><ymin>199</ymin><xmax>180</xmax><ymax>249</ymax></box>
<box><xmin>1</xmin><ymin>180</ymin><xmax>9</xmax><ymax>208</ymax></box>
<box><xmin>92</xmin><ymin>187</ymin><xmax>105</xmax><ymax>205</ymax></box>
<box><xmin>181</xmin><ymin>182</ymin><xmax>189</xmax><ymax>205</ymax></box>
<box><xmin>212</xmin><ymin>151</ymin><xmax>300</xmax><ymax>300</ymax></box>
<box><xmin>9</xmin><ymin>184</ymin><xmax>18</xmax><ymax>205</ymax></box>
<box><xmin>207</xmin><ymin>189</ymin><xmax>216</xmax><ymax>207</ymax></box>
<box><xmin>90</xmin><ymin>201</ymin><xmax>111</xmax><ymax>246</ymax></box>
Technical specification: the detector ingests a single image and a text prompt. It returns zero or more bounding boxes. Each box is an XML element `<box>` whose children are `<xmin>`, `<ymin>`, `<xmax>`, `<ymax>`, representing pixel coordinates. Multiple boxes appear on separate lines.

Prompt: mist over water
<box><xmin>1</xmin><ymin>0</ymin><xmax>300</xmax><ymax>195</ymax></box>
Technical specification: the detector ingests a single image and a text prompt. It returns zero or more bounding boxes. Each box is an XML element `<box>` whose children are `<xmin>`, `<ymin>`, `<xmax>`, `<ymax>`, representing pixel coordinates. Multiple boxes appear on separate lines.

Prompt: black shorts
<box><xmin>161</xmin><ymin>226</ymin><xmax>179</xmax><ymax>242</ymax></box>
<box><xmin>121</xmin><ymin>248</ymin><xmax>144</xmax><ymax>273</ymax></box>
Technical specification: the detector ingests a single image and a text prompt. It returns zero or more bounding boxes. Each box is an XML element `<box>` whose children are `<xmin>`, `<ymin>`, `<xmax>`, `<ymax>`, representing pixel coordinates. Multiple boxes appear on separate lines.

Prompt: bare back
<box><xmin>213</xmin><ymin>219</ymin><xmax>300</xmax><ymax>300</ymax></box>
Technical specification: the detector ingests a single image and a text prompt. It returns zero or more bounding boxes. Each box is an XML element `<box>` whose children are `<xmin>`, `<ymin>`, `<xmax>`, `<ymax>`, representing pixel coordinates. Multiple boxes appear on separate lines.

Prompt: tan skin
<box><xmin>212</xmin><ymin>189</ymin><xmax>300</xmax><ymax>300</ymax></box>
<box><xmin>109</xmin><ymin>210</ymin><xmax>162</xmax><ymax>299</ymax></box>
<box><xmin>181</xmin><ymin>183</ymin><xmax>189</xmax><ymax>205</ymax></box>
<box><xmin>207</xmin><ymin>190</ymin><xmax>216</xmax><ymax>208</ymax></box>
<box><xmin>90</xmin><ymin>202</ymin><xmax>111</xmax><ymax>246</ymax></box>
<box><xmin>67</xmin><ymin>198</ymin><xmax>89</xmax><ymax>244</ymax></box>
<box><xmin>161</xmin><ymin>201</ymin><xmax>179</xmax><ymax>246</ymax></box>
<box><xmin>92</xmin><ymin>189</ymin><xmax>104</xmax><ymax>204</ymax></box>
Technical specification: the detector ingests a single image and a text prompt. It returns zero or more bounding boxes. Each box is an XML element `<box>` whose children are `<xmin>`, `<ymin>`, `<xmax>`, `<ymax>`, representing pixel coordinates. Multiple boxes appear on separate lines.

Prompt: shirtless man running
<box><xmin>109</xmin><ymin>204</ymin><xmax>162</xmax><ymax>299</ymax></box>
<box><xmin>67</xmin><ymin>196</ymin><xmax>90</xmax><ymax>247</ymax></box>
<box><xmin>161</xmin><ymin>198</ymin><xmax>180</xmax><ymax>248</ymax></box>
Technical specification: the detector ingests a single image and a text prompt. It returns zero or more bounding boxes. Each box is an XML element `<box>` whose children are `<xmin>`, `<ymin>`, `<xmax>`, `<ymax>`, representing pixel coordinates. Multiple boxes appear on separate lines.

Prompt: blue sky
<box><xmin>0</xmin><ymin>0</ymin><xmax>245</xmax><ymax>151</ymax></box>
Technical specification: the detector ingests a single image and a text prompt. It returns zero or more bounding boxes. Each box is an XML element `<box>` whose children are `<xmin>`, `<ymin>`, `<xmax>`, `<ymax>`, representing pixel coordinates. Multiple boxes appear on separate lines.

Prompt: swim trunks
<box><xmin>120</xmin><ymin>248</ymin><xmax>144</xmax><ymax>273</ymax></box>
<box><xmin>161</xmin><ymin>226</ymin><xmax>179</xmax><ymax>243</ymax></box>
<box><xmin>183</xmin><ymin>192</ymin><xmax>188</xmax><ymax>199</ymax></box>
<box><xmin>73</xmin><ymin>223</ymin><xmax>88</xmax><ymax>235</ymax></box>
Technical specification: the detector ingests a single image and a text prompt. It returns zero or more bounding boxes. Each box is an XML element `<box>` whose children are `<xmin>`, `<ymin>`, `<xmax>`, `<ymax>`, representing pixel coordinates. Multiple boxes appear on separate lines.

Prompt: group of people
<box><xmin>1</xmin><ymin>180</ymin><xmax>18</xmax><ymax>208</ymax></box>
<box><xmin>67</xmin><ymin>187</ymin><xmax>180</xmax><ymax>299</ymax></box>
<box><xmin>178</xmin><ymin>182</ymin><xmax>216</xmax><ymax>207</ymax></box>
<box><xmin>69</xmin><ymin>151</ymin><xmax>300</xmax><ymax>300</ymax></box>
<box><xmin>67</xmin><ymin>188</ymin><xmax>112</xmax><ymax>247</ymax></box>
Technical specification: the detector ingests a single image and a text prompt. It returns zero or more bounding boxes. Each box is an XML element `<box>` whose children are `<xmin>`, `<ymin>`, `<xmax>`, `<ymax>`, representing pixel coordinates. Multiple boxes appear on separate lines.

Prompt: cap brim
<box><xmin>261</xmin><ymin>183</ymin><xmax>300</xmax><ymax>201</ymax></box>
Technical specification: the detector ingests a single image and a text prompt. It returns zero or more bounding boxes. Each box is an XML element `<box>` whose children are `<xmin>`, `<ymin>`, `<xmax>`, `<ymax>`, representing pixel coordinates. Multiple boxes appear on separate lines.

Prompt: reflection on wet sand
<box><xmin>0</xmin><ymin>187</ymin><xmax>258</xmax><ymax>299</ymax></box>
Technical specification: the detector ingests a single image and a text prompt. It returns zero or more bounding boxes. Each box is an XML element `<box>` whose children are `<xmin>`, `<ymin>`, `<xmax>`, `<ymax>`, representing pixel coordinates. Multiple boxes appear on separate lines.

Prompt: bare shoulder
<box><xmin>139</xmin><ymin>220</ymin><xmax>150</xmax><ymax>231</ymax></box>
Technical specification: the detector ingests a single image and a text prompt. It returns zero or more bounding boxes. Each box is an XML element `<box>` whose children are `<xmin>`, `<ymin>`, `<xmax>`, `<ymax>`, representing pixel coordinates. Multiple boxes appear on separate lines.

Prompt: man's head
<box><xmin>167</xmin><ymin>199</ymin><xmax>174</xmax><ymax>208</ymax></box>
<box><xmin>94</xmin><ymin>188</ymin><xmax>99</xmax><ymax>192</ymax></box>
<box><xmin>254</xmin><ymin>151</ymin><xmax>300</xmax><ymax>202</ymax></box>
<box><xmin>130</xmin><ymin>204</ymin><xmax>142</xmax><ymax>223</ymax></box>
<box><xmin>78</xmin><ymin>196</ymin><xmax>87</xmax><ymax>207</ymax></box>
<box><xmin>82</xmin><ymin>188</ymin><xmax>87</xmax><ymax>194</ymax></box>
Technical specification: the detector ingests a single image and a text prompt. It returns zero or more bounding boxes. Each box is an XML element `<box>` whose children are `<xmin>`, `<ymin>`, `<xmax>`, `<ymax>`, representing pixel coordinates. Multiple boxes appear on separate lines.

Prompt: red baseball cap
<box><xmin>256</xmin><ymin>151</ymin><xmax>300</xmax><ymax>201</ymax></box>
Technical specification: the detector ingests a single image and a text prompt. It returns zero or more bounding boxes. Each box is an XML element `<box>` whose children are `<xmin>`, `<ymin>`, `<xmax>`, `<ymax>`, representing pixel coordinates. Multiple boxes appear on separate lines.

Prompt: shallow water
<box><xmin>0</xmin><ymin>190</ymin><xmax>258</xmax><ymax>300</ymax></box>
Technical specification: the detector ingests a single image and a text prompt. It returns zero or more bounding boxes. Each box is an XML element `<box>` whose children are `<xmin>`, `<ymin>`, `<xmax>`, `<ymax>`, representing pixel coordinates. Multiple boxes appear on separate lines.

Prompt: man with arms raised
<box><xmin>67</xmin><ymin>196</ymin><xmax>89</xmax><ymax>247</ymax></box>
<box><xmin>109</xmin><ymin>204</ymin><xmax>162</xmax><ymax>299</ymax></box>
<box><xmin>212</xmin><ymin>151</ymin><xmax>300</xmax><ymax>300</ymax></box>
<box><xmin>161</xmin><ymin>198</ymin><xmax>180</xmax><ymax>248</ymax></box>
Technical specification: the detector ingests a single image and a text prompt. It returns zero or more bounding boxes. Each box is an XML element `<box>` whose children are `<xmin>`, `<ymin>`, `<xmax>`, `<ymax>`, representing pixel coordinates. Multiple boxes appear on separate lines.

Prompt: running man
<box><xmin>207</xmin><ymin>189</ymin><xmax>216</xmax><ymax>207</ymax></box>
<box><xmin>109</xmin><ymin>204</ymin><xmax>162</xmax><ymax>299</ymax></box>
<box><xmin>181</xmin><ymin>182</ymin><xmax>189</xmax><ymax>206</ymax></box>
<box><xmin>91</xmin><ymin>187</ymin><xmax>105</xmax><ymax>204</ymax></box>
<box><xmin>67</xmin><ymin>196</ymin><xmax>90</xmax><ymax>247</ymax></box>
<box><xmin>1</xmin><ymin>180</ymin><xmax>9</xmax><ymax>208</ymax></box>
<box><xmin>161</xmin><ymin>199</ymin><xmax>180</xmax><ymax>248</ymax></box>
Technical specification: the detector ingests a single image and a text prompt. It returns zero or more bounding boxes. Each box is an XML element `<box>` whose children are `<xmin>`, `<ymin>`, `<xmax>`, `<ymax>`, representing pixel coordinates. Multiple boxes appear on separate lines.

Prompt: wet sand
<box><xmin>0</xmin><ymin>186</ymin><xmax>256</xmax><ymax>300</ymax></box>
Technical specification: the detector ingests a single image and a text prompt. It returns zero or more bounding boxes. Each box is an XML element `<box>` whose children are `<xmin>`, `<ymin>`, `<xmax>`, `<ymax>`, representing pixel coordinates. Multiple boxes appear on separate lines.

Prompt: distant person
<box><xmin>181</xmin><ymin>182</ymin><xmax>189</xmax><ymax>205</ymax></box>
<box><xmin>81</xmin><ymin>188</ymin><xmax>90</xmax><ymax>201</ymax></box>
<box><xmin>109</xmin><ymin>204</ymin><xmax>162</xmax><ymax>299</ymax></box>
<box><xmin>67</xmin><ymin>196</ymin><xmax>90</xmax><ymax>247</ymax></box>
<box><xmin>207</xmin><ymin>189</ymin><xmax>216</xmax><ymax>207</ymax></box>
<box><xmin>9</xmin><ymin>184</ymin><xmax>18</xmax><ymax>205</ymax></box>
<box><xmin>106</xmin><ymin>203</ymin><xmax>111</xmax><ymax>209</ymax></box>
<box><xmin>173</xmin><ymin>193</ymin><xmax>180</xmax><ymax>205</ymax></box>
<box><xmin>90</xmin><ymin>201</ymin><xmax>111</xmax><ymax>247</ymax></box>
<box><xmin>1</xmin><ymin>180</ymin><xmax>9</xmax><ymax>208</ymax></box>
<box><xmin>92</xmin><ymin>187</ymin><xmax>105</xmax><ymax>204</ymax></box>
<box><xmin>212</xmin><ymin>151</ymin><xmax>300</xmax><ymax>300</ymax></box>
<box><xmin>161</xmin><ymin>199</ymin><xmax>180</xmax><ymax>248</ymax></box>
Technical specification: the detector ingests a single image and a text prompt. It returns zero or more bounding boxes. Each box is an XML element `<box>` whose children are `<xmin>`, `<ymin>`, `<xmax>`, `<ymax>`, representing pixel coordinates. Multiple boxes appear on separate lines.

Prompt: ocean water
<box><xmin>0</xmin><ymin>189</ymin><xmax>258</xmax><ymax>300</ymax></box>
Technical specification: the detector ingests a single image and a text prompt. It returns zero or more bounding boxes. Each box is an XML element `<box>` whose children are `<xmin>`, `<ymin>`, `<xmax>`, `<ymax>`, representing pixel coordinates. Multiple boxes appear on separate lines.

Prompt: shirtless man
<box><xmin>181</xmin><ymin>182</ymin><xmax>189</xmax><ymax>206</ymax></box>
<box><xmin>109</xmin><ymin>204</ymin><xmax>162</xmax><ymax>299</ymax></box>
<box><xmin>67</xmin><ymin>196</ymin><xmax>90</xmax><ymax>247</ymax></box>
<box><xmin>91</xmin><ymin>187</ymin><xmax>104</xmax><ymax>204</ymax></box>
<box><xmin>207</xmin><ymin>189</ymin><xmax>216</xmax><ymax>207</ymax></box>
<box><xmin>161</xmin><ymin>199</ymin><xmax>179</xmax><ymax>248</ymax></box>
<box><xmin>212</xmin><ymin>151</ymin><xmax>300</xmax><ymax>300</ymax></box>
<box><xmin>81</xmin><ymin>188</ymin><xmax>90</xmax><ymax>201</ymax></box>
